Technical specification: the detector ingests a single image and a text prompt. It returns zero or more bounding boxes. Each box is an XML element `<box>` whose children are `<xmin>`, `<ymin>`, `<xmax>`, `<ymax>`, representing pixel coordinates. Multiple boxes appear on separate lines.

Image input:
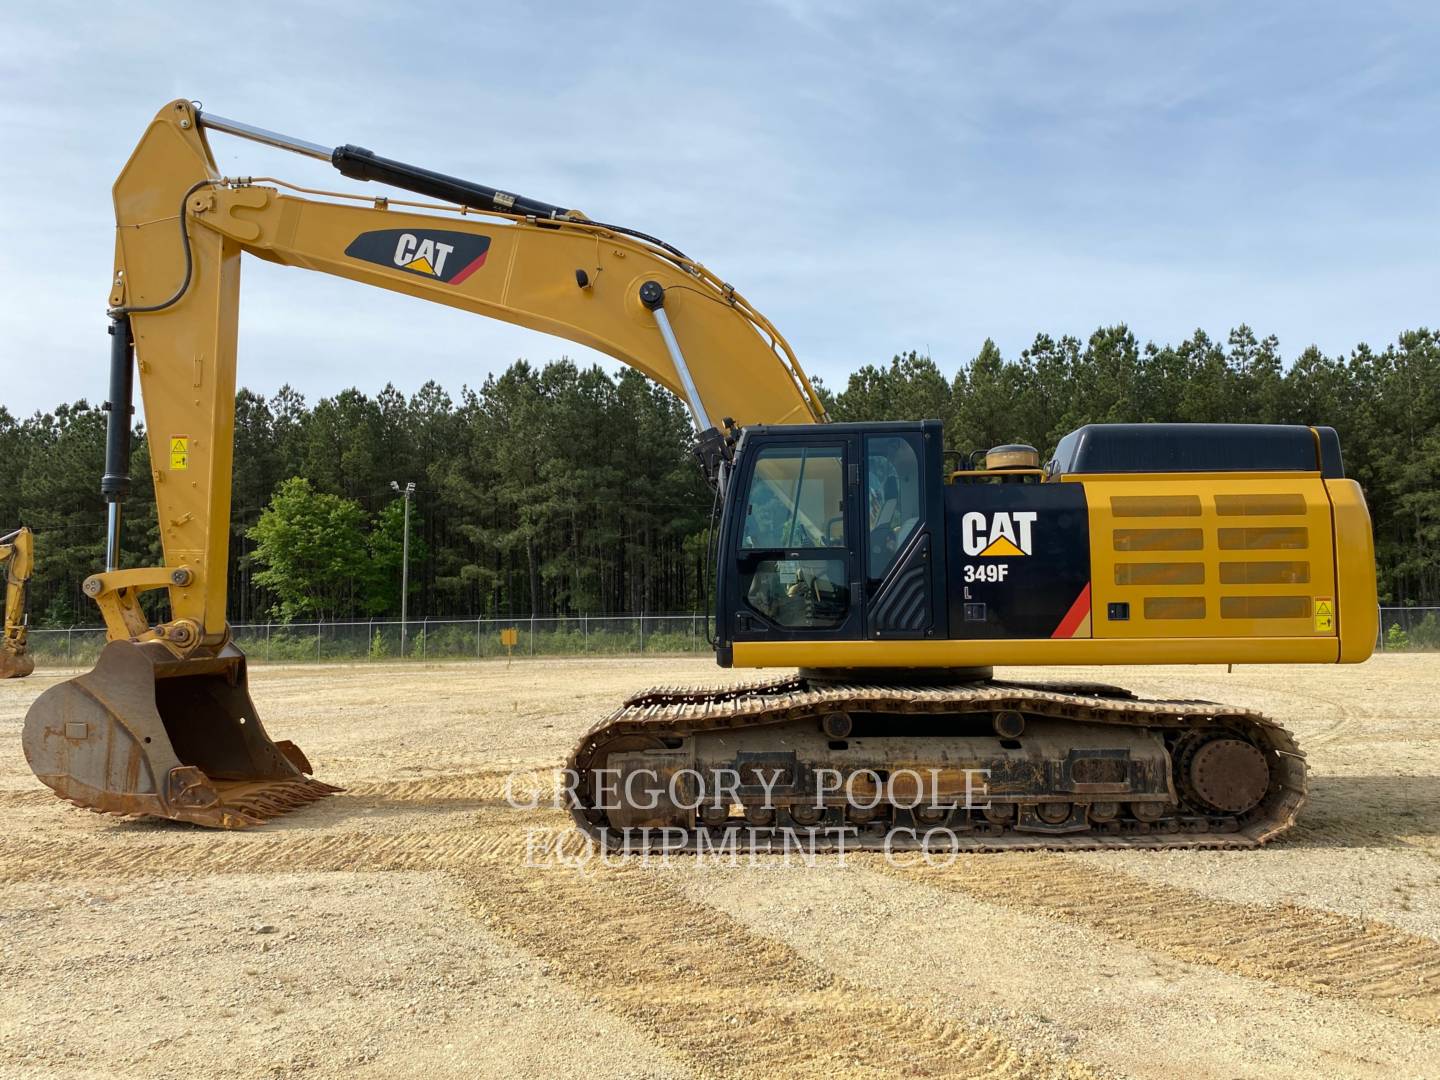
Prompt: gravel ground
<box><xmin>0</xmin><ymin>654</ymin><xmax>1436</xmax><ymax>1078</ymax></box>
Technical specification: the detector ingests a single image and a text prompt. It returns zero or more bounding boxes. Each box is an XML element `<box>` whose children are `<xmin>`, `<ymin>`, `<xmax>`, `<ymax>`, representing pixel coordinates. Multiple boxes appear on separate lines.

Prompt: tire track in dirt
<box><xmin>0</xmin><ymin>809</ymin><xmax>564</xmax><ymax>883</ymax></box>
<box><xmin>344</xmin><ymin>768</ymin><xmax>558</xmax><ymax>802</ymax></box>
<box><xmin>13</xmin><ymin>800</ymin><xmax>1440</xmax><ymax>1028</ymax></box>
<box><xmin>0</xmin><ymin>806</ymin><xmax>1105</xmax><ymax>1077</ymax></box>
<box><xmin>0</xmin><ymin>789</ymin><xmax>56</xmax><ymax>807</ymax></box>
<box><xmin>1270</xmin><ymin>683</ymin><xmax>1373</xmax><ymax>756</ymax></box>
<box><xmin>0</xmin><ymin>769</ymin><xmax>559</xmax><ymax>809</ymax></box>
<box><xmin>454</xmin><ymin>860</ymin><xmax>1104</xmax><ymax>1080</ymax></box>
<box><xmin>872</xmin><ymin>853</ymin><xmax>1440</xmax><ymax>1024</ymax></box>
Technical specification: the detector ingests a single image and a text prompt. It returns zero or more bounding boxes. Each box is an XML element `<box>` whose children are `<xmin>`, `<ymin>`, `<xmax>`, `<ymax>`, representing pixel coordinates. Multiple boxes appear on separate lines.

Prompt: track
<box><xmin>566</xmin><ymin>674</ymin><xmax>1308</xmax><ymax>852</ymax></box>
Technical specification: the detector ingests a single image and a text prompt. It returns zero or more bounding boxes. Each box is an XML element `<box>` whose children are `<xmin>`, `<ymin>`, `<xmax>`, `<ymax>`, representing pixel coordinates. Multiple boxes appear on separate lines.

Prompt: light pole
<box><xmin>391</xmin><ymin>481</ymin><xmax>415</xmax><ymax>656</ymax></box>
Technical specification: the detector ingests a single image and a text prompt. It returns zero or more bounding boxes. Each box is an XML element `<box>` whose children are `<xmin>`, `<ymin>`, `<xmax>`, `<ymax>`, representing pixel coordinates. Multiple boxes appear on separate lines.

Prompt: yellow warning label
<box><xmin>1314</xmin><ymin>597</ymin><xmax>1334</xmax><ymax>633</ymax></box>
<box><xmin>979</xmin><ymin>536</ymin><xmax>1025</xmax><ymax>558</ymax></box>
<box><xmin>1314</xmin><ymin>598</ymin><xmax>1334</xmax><ymax>616</ymax></box>
<box><xmin>169</xmin><ymin>436</ymin><xmax>189</xmax><ymax>471</ymax></box>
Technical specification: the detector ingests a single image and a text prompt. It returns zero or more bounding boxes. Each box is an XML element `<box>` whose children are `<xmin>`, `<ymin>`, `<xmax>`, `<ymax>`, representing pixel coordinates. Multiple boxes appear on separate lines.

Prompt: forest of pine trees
<box><xmin>2</xmin><ymin>323</ymin><xmax>1437</xmax><ymax>627</ymax></box>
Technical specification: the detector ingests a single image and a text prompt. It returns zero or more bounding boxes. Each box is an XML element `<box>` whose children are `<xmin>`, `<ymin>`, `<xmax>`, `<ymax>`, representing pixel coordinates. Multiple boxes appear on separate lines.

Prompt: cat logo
<box><xmin>344</xmin><ymin>229</ymin><xmax>491</xmax><ymax>285</ymax></box>
<box><xmin>392</xmin><ymin>233</ymin><xmax>452</xmax><ymax>276</ymax></box>
<box><xmin>961</xmin><ymin>511</ymin><xmax>1037</xmax><ymax>557</ymax></box>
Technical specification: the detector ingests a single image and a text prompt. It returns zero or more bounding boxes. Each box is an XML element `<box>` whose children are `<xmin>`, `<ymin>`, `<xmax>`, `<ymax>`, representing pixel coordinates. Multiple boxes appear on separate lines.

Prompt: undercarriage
<box><xmin>566</xmin><ymin>674</ymin><xmax>1307</xmax><ymax>852</ymax></box>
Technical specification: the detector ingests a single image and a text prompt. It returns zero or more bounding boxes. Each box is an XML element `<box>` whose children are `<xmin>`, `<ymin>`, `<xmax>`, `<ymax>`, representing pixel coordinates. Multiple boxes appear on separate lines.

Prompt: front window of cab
<box><xmin>739</xmin><ymin>445</ymin><xmax>849</xmax><ymax>629</ymax></box>
<box><xmin>741</xmin><ymin>446</ymin><xmax>846</xmax><ymax>549</ymax></box>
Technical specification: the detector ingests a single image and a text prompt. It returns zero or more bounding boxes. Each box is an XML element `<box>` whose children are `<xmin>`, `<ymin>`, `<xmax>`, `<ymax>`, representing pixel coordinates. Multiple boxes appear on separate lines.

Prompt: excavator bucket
<box><xmin>0</xmin><ymin>647</ymin><xmax>33</xmax><ymax>679</ymax></box>
<box><xmin>22</xmin><ymin>640</ymin><xmax>337</xmax><ymax>827</ymax></box>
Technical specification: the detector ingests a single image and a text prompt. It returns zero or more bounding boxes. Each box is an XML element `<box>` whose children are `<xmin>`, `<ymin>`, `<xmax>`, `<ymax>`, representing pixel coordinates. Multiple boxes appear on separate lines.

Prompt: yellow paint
<box><xmin>1082</xmin><ymin>474</ymin><xmax>1336</xmax><ymax>642</ymax></box>
<box><xmin>979</xmin><ymin>536</ymin><xmax>1025</xmax><ymax>557</ymax></box>
<box><xmin>1325</xmin><ymin>479</ymin><xmax>1379</xmax><ymax>662</ymax></box>
<box><xmin>405</xmin><ymin>256</ymin><xmax>435</xmax><ymax>275</ymax></box>
<box><xmin>735</xmin><ymin>635</ymin><xmax>1340</xmax><ymax>668</ymax></box>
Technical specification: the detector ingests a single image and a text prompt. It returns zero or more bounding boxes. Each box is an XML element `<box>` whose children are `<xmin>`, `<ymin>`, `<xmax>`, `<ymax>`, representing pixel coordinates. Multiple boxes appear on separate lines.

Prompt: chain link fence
<box><xmin>23</xmin><ymin>614</ymin><xmax>712</xmax><ymax>668</ymax></box>
<box><xmin>22</xmin><ymin>607</ymin><xmax>1440</xmax><ymax>668</ymax></box>
<box><xmin>1375</xmin><ymin>607</ymin><xmax>1440</xmax><ymax>651</ymax></box>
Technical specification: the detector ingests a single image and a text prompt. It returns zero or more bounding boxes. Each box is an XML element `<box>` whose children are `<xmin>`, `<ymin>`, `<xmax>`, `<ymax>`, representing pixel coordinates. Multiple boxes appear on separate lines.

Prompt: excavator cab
<box><xmin>719</xmin><ymin>422</ymin><xmax>946</xmax><ymax>654</ymax></box>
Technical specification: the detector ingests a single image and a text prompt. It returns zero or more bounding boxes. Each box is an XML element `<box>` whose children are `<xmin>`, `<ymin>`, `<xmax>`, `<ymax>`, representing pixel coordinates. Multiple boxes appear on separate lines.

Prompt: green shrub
<box><xmin>369</xmin><ymin>630</ymin><xmax>389</xmax><ymax>659</ymax></box>
<box><xmin>1406</xmin><ymin>613</ymin><xmax>1440</xmax><ymax>651</ymax></box>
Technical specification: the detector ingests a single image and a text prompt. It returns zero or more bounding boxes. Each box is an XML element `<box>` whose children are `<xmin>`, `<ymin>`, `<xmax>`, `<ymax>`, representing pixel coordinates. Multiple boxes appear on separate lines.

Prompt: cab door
<box><xmin>861</xmin><ymin>427</ymin><xmax>945</xmax><ymax>638</ymax></box>
<box><xmin>726</xmin><ymin>435</ymin><xmax>864</xmax><ymax>643</ymax></box>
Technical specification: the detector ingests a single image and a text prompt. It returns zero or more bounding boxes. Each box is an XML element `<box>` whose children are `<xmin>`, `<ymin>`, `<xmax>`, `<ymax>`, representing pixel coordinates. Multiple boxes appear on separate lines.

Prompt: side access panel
<box><xmin>944</xmin><ymin>484</ymin><xmax>1091</xmax><ymax>639</ymax></box>
<box><xmin>1082</xmin><ymin>477</ymin><xmax>1338</xmax><ymax>642</ymax></box>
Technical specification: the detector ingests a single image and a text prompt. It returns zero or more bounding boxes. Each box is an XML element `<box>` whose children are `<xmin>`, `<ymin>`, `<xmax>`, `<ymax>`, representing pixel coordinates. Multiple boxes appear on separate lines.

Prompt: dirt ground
<box><xmin>1</xmin><ymin>654</ymin><xmax>1437</xmax><ymax>1079</ymax></box>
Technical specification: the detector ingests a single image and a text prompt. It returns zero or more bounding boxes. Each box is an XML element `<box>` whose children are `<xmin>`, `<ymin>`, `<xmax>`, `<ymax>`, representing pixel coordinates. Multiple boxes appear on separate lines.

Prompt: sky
<box><xmin>2</xmin><ymin>0</ymin><xmax>1437</xmax><ymax>418</ymax></box>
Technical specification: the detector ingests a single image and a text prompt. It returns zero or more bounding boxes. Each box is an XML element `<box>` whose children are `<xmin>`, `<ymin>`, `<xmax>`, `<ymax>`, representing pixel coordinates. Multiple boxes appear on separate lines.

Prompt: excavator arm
<box><xmin>99</xmin><ymin>99</ymin><xmax>823</xmax><ymax>652</ymax></box>
<box><xmin>22</xmin><ymin>99</ymin><xmax>825</xmax><ymax>827</ymax></box>
<box><xmin>0</xmin><ymin>527</ymin><xmax>33</xmax><ymax>678</ymax></box>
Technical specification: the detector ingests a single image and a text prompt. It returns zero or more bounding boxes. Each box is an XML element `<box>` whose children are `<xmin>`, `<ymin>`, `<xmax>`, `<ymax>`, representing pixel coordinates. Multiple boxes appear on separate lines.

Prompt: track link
<box><xmin>565</xmin><ymin>675</ymin><xmax>1307</xmax><ymax>853</ymax></box>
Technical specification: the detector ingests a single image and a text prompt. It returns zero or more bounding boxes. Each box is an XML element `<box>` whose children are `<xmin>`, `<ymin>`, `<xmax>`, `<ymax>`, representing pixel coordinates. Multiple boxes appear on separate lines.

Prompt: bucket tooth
<box><xmin>21</xmin><ymin>640</ymin><xmax>339</xmax><ymax>829</ymax></box>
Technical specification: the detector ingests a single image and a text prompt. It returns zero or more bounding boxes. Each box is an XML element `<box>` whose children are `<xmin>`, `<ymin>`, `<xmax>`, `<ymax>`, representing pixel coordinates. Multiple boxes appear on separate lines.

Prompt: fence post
<box><xmin>476</xmin><ymin>616</ymin><xmax>482</xmax><ymax>660</ymax></box>
<box><xmin>266</xmin><ymin>621</ymin><xmax>272</xmax><ymax>662</ymax></box>
<box><xmin>422</xmin><ymin>617</ymin><xmax>429</xmax><ymax>659</ymax></box>
<box><xmin>530</xmin><ymin>613</ymin><xmax>535</xmax><ymax>655</ymax></box>
<box><xmin>67</xmin><ymin>626</ymin><xmax>74</xmax><ymax>665</ymax></box>
<box><xmin>583</xmin><ymin>613</ymin><xmax>588</xmax><ymax>653</ymax></box>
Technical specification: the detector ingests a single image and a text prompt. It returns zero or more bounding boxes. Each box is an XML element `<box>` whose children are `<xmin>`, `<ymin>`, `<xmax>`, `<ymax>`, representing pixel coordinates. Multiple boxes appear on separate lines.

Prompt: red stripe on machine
<box><xmin>1052</xmin><ymin>582</ymin><xmax>1092</xmax><ymax>638</ymax></box>
<box><xmin>449</xmin><ymin>252</ymin><xmax>488</xmax><ymax>284</ymax></box>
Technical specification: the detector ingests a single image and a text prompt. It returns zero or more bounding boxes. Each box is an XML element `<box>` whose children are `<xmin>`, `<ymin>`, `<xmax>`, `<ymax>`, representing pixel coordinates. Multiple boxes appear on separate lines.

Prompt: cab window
<box><xmin>744</xmin><ymin>558</ymin><xmax>849</xmax><ymax>630</ymax></box>
<box><xmin>867</xmin><ymin>435</ymin><xmax>920</xmax><ymax>580</ymax></box>
<box><xmin>741</xmin><ymin>446</ymin><xmax>846</xmax><ymax>550</ymax></box>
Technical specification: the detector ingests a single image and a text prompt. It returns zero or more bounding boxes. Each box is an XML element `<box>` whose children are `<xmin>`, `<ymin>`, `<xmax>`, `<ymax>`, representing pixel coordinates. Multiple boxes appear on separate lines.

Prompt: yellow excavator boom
<box><xmin>22</xmin><ymin>99</ymin><xmax>825</xmax><ymax>827</ymax></box>
<box><xmin>0</xmin><ymin>527</ymin><xmax>34</xmax><ymax>679</ymax></box>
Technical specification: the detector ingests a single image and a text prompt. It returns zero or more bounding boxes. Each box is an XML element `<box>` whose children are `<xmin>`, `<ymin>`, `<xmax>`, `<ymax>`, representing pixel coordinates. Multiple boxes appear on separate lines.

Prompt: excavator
<box><xmin>23</xmin><ymin>100</ymin><xmax>1377</xmax><ymax>848</ymax></box>
<box><xmin>1</xmin><ymin>527</ymin><xmax>34</xmax><ymax>679</ymax></box>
